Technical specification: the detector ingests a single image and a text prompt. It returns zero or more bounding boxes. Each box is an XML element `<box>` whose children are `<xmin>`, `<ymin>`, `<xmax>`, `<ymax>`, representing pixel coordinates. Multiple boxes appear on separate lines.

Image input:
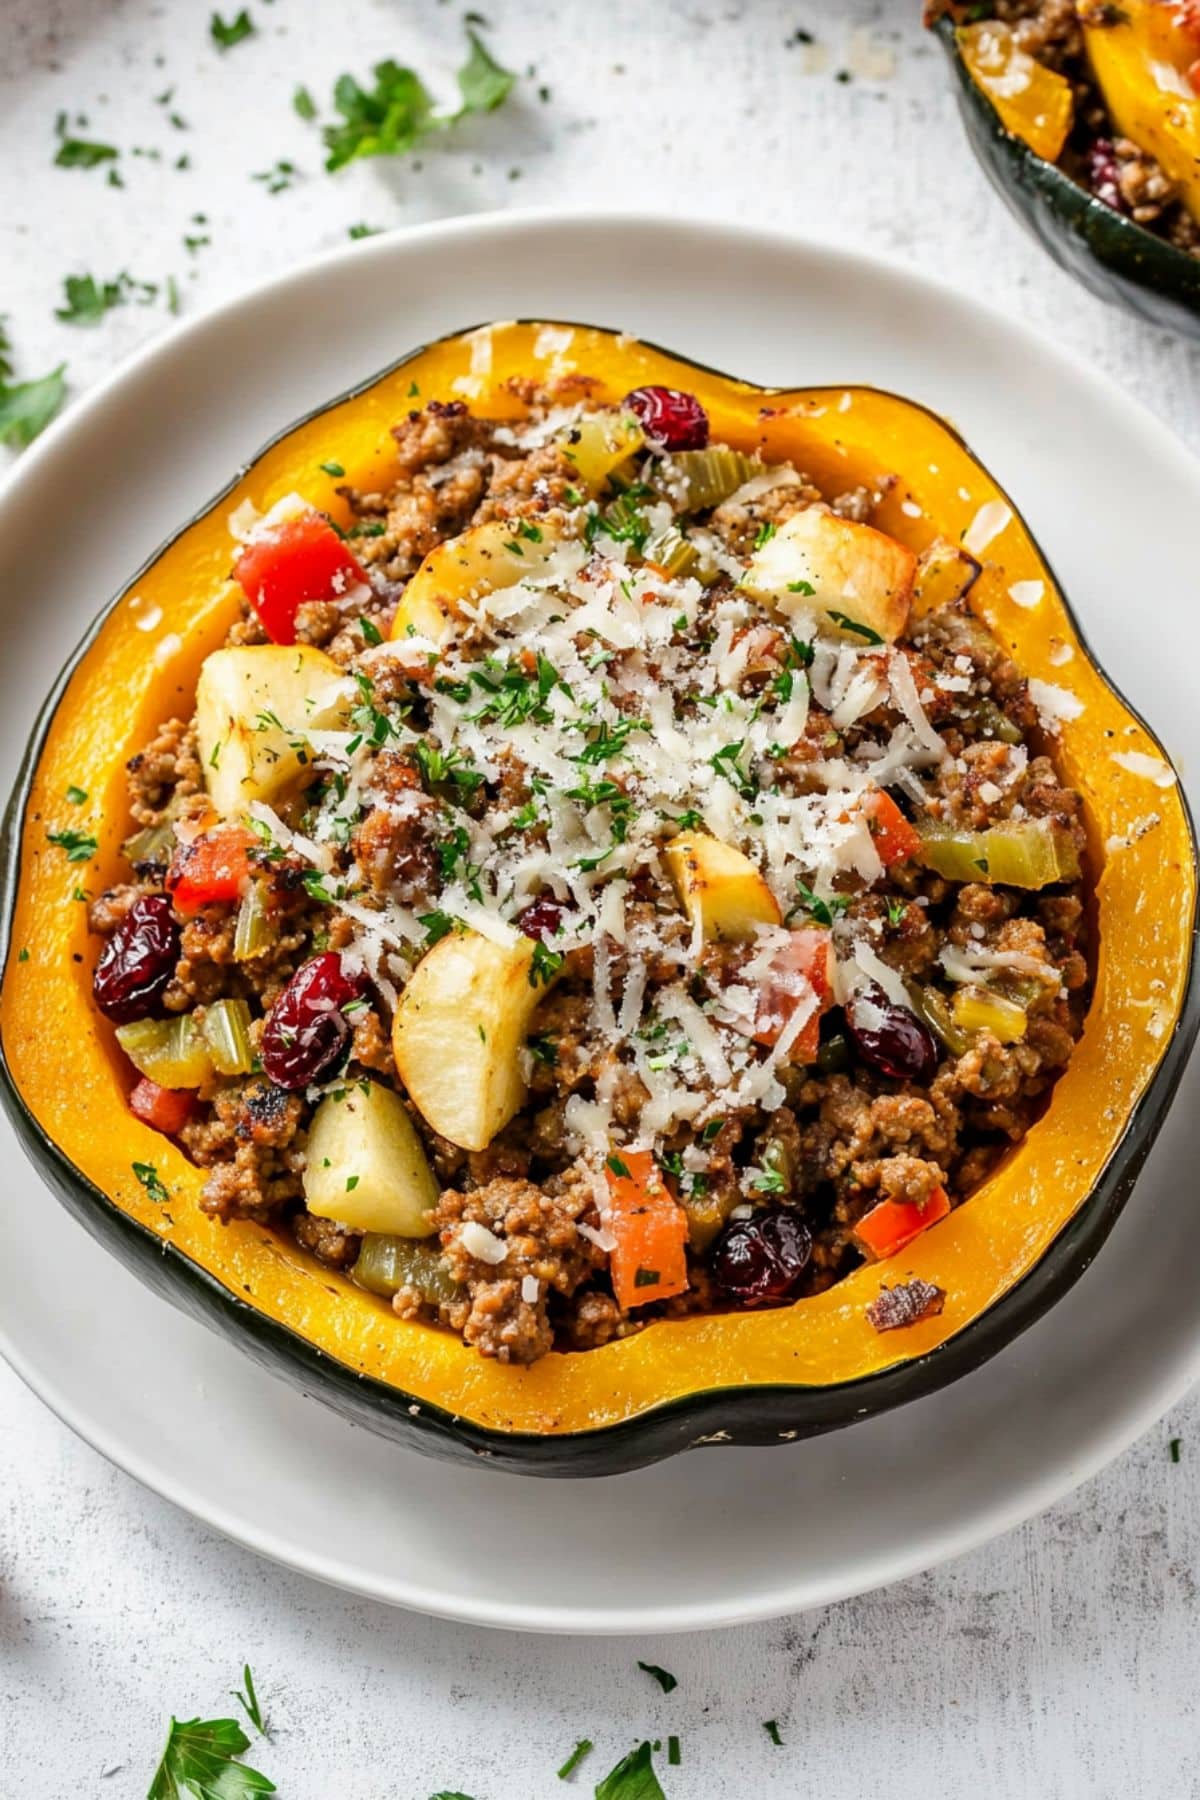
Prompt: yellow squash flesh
<box><xmin>1081</xmin><ymin>0</ymin><xmax>1200</xmax><ymax>223</ymax></box>
<box><xmin>2</xmin><ymin>320</ymin><xmax>1194</xmax><ymax>1438</ymax></box>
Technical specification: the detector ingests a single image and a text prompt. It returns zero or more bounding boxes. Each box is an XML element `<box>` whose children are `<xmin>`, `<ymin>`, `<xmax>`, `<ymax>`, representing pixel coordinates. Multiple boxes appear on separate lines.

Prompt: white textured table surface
<box><xmin>4</xmin><ymin>2</ymin><xmax>1200</xmax><ymax>1794</ymax></box>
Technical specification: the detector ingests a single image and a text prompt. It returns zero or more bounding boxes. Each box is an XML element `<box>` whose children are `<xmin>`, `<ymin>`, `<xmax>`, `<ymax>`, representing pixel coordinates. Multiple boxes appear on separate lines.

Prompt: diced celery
<box><xmin>559</xmin><ymin>413</ymin><xmax>645</xmax><ymax>492</ymax></box>
<box><xmin>353</xmin><ymin>1234</ymin><xmax>459</xmax><ymax>1305</ymax></box>
<box><xmin>679</xmin><ymin>1185</ymin><xmax>741</xmax><ymax>1252</ymax></box>
<box><xmin>972</xmin><ymin>698</ymin><xmax>1024</xmax><ymax>746</ymax></box>
<box><xmin>660</xmin><ymin>447</ymin><xmax>761</xmax><ymax>512</ymax></box>
<box><xmin>951</xmin><ymin>986</ymin><xmax>1028</xmax><ymax>1044</ymax></box>
<box><xmin>115</xmin><ymin>1015</ymin><xmax>213</xmax><ymax>1088</ymax></box>
<box><xmin>201</xmin><ymin>997</ymin><xmax>255</xmax><ymax>1074</ymax></box>
<box><xmin>121</xmin><ymin>821</ymin><xmax>176</xmax><ymax>869</ymax></box>
<box><xmin>233</xmin><ymin>881</ymin><xmax>273</xmax><ymax>961</ymax></box>
<box><xmin>917</xmin><ymin>818</ymin><xmax>1080</xmax><ymax>889</ymax></box>
<box><xmin>907</xmin><ymin>982</ymin><xmax>969</xmax><ymax>1056</ymax></box>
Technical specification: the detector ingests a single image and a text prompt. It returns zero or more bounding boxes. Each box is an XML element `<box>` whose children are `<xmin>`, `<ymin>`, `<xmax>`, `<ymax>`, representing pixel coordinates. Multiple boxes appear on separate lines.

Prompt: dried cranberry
<box><xmin>845</xmin><ymin>984</ymin><xmax>938</xmax><ymax>1084</ymax></box>
<box><xmin>517</xmin><ymin>895</ymin><xmax>569</xmax><ymax>944</ymax></box>
<box><xmin>260</xmin><ymin>952</ymin><xmax>363</xmax><ymax>1091</ymax></box>
<box><xmin>92</xmin><ymin>894</ymin><xmax>180</xmax><ymax>1024</ymax></box>
<box><xmin>624</xmin><ymin>386</ymin><xmax>710</xmax><ymax>452</ymax></box>
<box><xmin>1087</xmin><ymin>138</ymin><xmax>1126</xmax><ymax>213</ymax></box>
<box><xmin>711</xmin><ymin>1209</ymin><xmax>812</xmax><ymax>1306</ymax></box>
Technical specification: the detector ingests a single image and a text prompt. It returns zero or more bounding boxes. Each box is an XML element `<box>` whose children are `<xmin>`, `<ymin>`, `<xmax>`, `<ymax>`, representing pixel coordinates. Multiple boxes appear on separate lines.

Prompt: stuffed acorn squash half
<box><xmin>930</xmin><ymin>1</ymin><xmax>1200</xmax><ymax>339</ymax></box>
<box><xmin>1</xmin><ymin>320</ymin><xmax>1195</xmax><ymax>1476</ymax></box>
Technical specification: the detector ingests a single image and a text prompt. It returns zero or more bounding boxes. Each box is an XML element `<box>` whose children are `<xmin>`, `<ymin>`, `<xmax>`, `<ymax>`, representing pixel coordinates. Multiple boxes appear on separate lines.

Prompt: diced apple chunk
<box><xmin>303</xmin><ymin>1080</ymin><xmax>439</xmax><ymax>1236</ymax></box>
<box><xmin>743</xmin><ymin>507</ymin><xmax>916</xmax><ymax>645</ymax></box>
<box><xmin>665</xmin><ymin>832</ymin><xmax>781</xmax><ymax>941</ymax></box>
<box><xmin>392</xmin><ymin>929</ymin><xmax>547</xmax><ymax>1152</ymax></box>
<box><xmin>390</xmin><ymin>519</ymin><xmax>562</xmax><ymax>646</ymax></box>
<box><xmin>195</xmin><ymin>645</ymin><xmax>352</xmax><ymax>818</ymax></box>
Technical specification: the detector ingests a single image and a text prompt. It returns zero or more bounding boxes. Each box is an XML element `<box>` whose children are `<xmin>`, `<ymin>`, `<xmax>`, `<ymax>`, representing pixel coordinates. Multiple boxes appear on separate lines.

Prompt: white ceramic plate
<box><xmin>2</xmin><ymin>211</ymin><xmax>1199</xmax><ymax>1634</ymax></box>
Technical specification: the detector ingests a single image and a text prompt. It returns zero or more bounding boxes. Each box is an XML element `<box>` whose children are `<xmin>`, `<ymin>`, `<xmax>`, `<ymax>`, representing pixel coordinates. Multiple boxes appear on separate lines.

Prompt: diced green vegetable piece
<box><xmin>679</xmin><ymin>1184</ymin><xmax>740</xmax><ymax>1252</ymax></box>
<box><xmin>972</xmin><ymin>698</ymin><xmax>1023</xmax><ymax>746</ymax></box>
<box><xmin>815</xmin><ymin>1028</ymin><xmax>852</xmax><ymax>1074</ymax></box>
<box><xmin>658</xmin><ymin>447</ymin><xmax>761</xmax><ymax>512</ymax></box>
<box><xmin>233</xmin><ymin>880</ymin><xmax>273</xmax><ymax>960</ymax></box>
<box><xmin>907</xmin><ymin>983</ymin><xmax>968</xmax><ymax>1056</ymax></box>
<box><xmin>559</xmin><ymin>412</ymin><xmax>644</xmax><ymax>492</ymax></box>
<box><xmin>115</xmin><ymin>1015</ymin><xmax>213</xmax><ymax>1088</ymax></box>
<box><xmin>201</xmin><ymin>997</ymin><xmax>255</xmax><ymax>1074</ymax></box>
<box><xmin>916</xmin><ymin>818</ymin><xmax>1079</xmax><ymax>889</ymax></box>
<box><xmin>353</xmin><ymin>1233</ymin><xmax>459</xmax><ymax>1304</ymax></box>
<box><xmin>121</xmin><ymin>820</ymin><xmax>176</xmax><ymax>868</ymax></box>
<box><xmin>643</xmin><ymin>525</ymin><xmax>706</xmax><ymax>581</ymax></box>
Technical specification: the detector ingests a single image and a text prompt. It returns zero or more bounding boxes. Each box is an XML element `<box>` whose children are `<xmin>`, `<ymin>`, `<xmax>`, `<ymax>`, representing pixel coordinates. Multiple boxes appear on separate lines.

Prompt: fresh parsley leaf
<box><xmin>594</xmin><ymin>1741</ymin><xmax>666</xmax><ymax>1800</ymax></box>
<box><xmin>293</xmin><ymin>84</ymin><xmax>318</xmax><ymax>121</ymax></box>
<box><xmin>148</xmin><ymin>1713</ymin><xmax>275</xmax><ymax>1798</ymax></box>
<box><xmin>763</xmin><ymin>1719</ymin><xmax>784</xmax><ymax>1747</ymax></box>
<box><xmin>0</xmin><ymin>345</ymin><xmax>66</xmax><ymax>448</ymax></box>
<box><xmin>827</xmin><ymin>610</ymin><xmax>883</xmax><ymax>645</ymax></box>
<box><xmin>46</xmin><ymin>826</ymin><xmax>97</xmax><ymax>863</ymax></box>
<box><xmin>320</xmin><ymin>459</ymin><xmax>345</xmax><ymax>477</ymax></box>
<box><xmin>55</xmin><ymin>272</ymin><xmax>155</xmax><ymax>326</ymax></box>
<box><xmin>322</xmin><ymin>29</ymin><xmax>515</xmax><ymax>173</ymax></box>
<box><xmin>753</xmin><ymin>520</ymin><xmax>777</xmax><ymax>550</ymax></box>
<box><xmin>418</xmin><ymin>910</ymin><xmax>455</xmax><ymax>946</ymax></box>
<box><xmin>456</xmin><ymin>27</ymin><xmax>517</xmax><ymax>113</ymax></box>
<box><xmin>65</xmin><ymin>784</ymin><xmax>88</xmax><ymax>805</ymax></box>
<box><xmin>786</xmin><ymin>578</ymin><xmax>816</xmax><ymax>596</ymax></box>
<box><xmin>606</xmin><ymin>1153</ymin><xmax>631</xmax><ymax>1180</ymax></box>
<box><xmin>132</xmin><ymin>1163</ymin><xmax>169</xmax><ymax>1206</ymax></box>
<box><xmin>529</xmin><ymin>940</ymin><xmax>564</xmax><ymax>988</ymax></box>
<box><xmin>886</xmin><ymin>896</ymin><xmax>907</xmax><ymax>926</ymax></box>
<box><xmin>637</xmin><ymin>1660</ymin><xmax>678</xmax><ymax>1694</ymax></box>
<box><xmin>230</xmin><ymin>1664</ymin><xmax>268</xmax><ymax>1738</ymax></box>
<box><xmin>54</xmin><ymin>133</ymin><xmax>119</xmax><ymax>169</ymax></box>
<box><xmin>793</xmin><ymin>881</ymin><xmax>849</xmax><ymax>928</ymax></box>
<box><xmin>358</xmin><ymin>615</ymin><xmax>383</xmax><ymax>645</ymax></box>
<box><xmin>557</xmin><ymin>1738</ymin><xmax>593</xmax><ymax>1780</ymax></box>
<box><xmin>210</xmin><ymin>9</ymin><xmax>255</xmax><ymax>49</ymax></box>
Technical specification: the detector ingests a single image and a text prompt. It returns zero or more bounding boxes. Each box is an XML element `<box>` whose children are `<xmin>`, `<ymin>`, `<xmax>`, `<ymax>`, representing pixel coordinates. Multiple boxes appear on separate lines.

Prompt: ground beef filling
<box><xmin>92</xmin><ymin>381</ymin><xmax>1091</xmax><ymax>1366</ymax></box>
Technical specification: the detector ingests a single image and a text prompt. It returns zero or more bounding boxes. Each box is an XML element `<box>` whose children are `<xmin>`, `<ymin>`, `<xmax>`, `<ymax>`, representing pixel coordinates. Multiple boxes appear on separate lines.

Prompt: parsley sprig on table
<box><xmin>321</xmin><ymin>30</ymin><xmax>515</xmax><ymax>173</ymax></box>
<box><xmin>147</xmin><ymin>1713</ymin><xmax>274</xmax><ymax>1798</ymax></box>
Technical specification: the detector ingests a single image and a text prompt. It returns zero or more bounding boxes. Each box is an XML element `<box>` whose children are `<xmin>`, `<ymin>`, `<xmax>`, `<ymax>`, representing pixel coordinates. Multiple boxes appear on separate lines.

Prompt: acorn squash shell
<box><xmin>0</xmin><ymin>319</ymin><xmax>1196</xmax><ymax>1477</ymax></box>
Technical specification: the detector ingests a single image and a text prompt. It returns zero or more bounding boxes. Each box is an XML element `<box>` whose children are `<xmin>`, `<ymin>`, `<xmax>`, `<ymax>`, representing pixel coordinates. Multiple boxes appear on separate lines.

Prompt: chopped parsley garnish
<box><xmin>667</xmin><ymin>1736</ymin><xmax>681</xmax><ymax>1766</ymax></box>
<box><xmin>0</xmin><ymin>320</ymin><xmax>66</xmax><ymax>449</ymax></box>
<box><xmin>358</xmin><ymin>615</ymin><xmax>383</xmax><ymax>645</ymax></box>
<box><xmin>53</xmin><ymin>115</ymin><xmax>119</xmax><ymax>169</ymax></box>
<box><xmin>529</xmin><ymin>940</ymin><xmax>564</xmax><ymax>987</ymax></box>
<box><xmin>65</xmin><ymin>784</ymin><xmax>88</xmax><ymax>805</ymax></box>
<box><xmin>46</xmin><ymin>826</ymin><xmax>97</xmax><ymax>863</ymax></box>
<box><xmin>637</xmin><ymin>1660</ymin><xmax>678</xmax><ymax>1694</ymax></box>
<box><xmin>700</xmin><ymin>1118</ymin><xmax>724</xmax><ymax>1144</ymax></box>
<box><xmin>436</xmin><ymin>825</ymin><xmax>483</xmax><ymax>899</ymax></box>
<box><xmin>56</xmin><ymin>272</ymin><xmax>157</xmax><ymax>325</ymax></box>
<box><xmin>753</xmin><ymin>520</ymin><xmax>777</xmax><ymax>549</ymax></box>
<box><xmin>230</xmin><ymin>1664</ymin><xmax>268</xmax><ymax>1738</ymax></box>
<box><xmin>320</xmin><ymin>459</ymin><xmax>345</xmax><ymax>477</ymax></box>
<box><xmin>634</xmin><ymin>1267</ymin><xmax>660</xmax><ymax>1288</ymax></box>
<box><xmin>293</xmin><ymin>84</ymin><xmax>318</xmax><ymax>122</ymax></box>
<box><xmin>210</xmin><ymin>8</ymin><xmax>255</xmax><ymax>50</ymax></box>
<box><xmin>465</xmin><ymin>653</ymin><xmax>567</xmax><ymax>730</ymax></box>
<box><xmin>763</xmin><ymin>1720</ymin><xmax>784</xmax><ymax>1747</ymax></box>
<box><xmin>132</xmin><ymin>1162</ymin><xmax>169</xmax><ymax>1206</ymax></box>
<box><xmin>886</xmin><ymin>896</ymin><xmax>907</xmax><ymax>926</ymax></box>
<box><xmin>322</xmin><ymin>29</ymin><xmax>515</xmax><ymax>173</ymax></box>
<box><xmin>348</xmin><ymin>222</ymin><xmax>383</xmax><ymax>240</ymax></box>
<box><xmin>557</xmin><ymin>1738</ymin><xmax>593</xmax><ymax>1780</ymax></box>
<box><xmin>1170</xmin><ymin>1436</ymin><xmax>1183</xmax><ymax>1463</ymax></box>
<box><xmin>569</xmin><ymin>715</ymin><xmax>649</xmax><ymax>766</ymax></box>
<box><xmin>793</xmin><ymin>882</ymin><xmax>850</xmax><ymax>928</ymax></box>
<box><xmin>252</xmin><ymin>160</ymin><xmax>300</xmax><ymax>195</ymax></box>
<box><xmin>418</xmin><ymin>910</ymin><xmax>456</xmax><ymax>946</ymax></box>
<box><xmin>828</xmin><ymin>611</ymin><xmax>883</xmax><ymax>644</ymax></box>
<box><xmin>147</xmin><ymin>1711</ymin><xmax>274</xmax><ymax>1798</ymax></box>
<box><xmin>708</xmin><ymin>740</ymin><xmax>757</xmax><ymax>801</ymax></box>
<box><xmin>787</xmin><ymin>578</ymin><xmax>816</xmax><ymax>596</ymax></box>
<box><xmin>345</xmin><ymin>1175</ymin><xmax>360</xmax><ymax>1192</ymax></box>
<box><xmin>748</xmin><ymin>1165</ymin><xmax>786</xmax><ymax>1195</ymax></box>
<box><xmin>594</xmin><ymin>1741</ymin><xmax>666</xmax><ymax>1800</ymax></box>
<box><xmin>413</xmin><ymin>740</ymin><xmax>483</xmax><ymax>797</ymax></box>
<box><xmin>606</xmin><ymin>1153</ymin><xmax>631</xmax><ymax>1180</ymax></box>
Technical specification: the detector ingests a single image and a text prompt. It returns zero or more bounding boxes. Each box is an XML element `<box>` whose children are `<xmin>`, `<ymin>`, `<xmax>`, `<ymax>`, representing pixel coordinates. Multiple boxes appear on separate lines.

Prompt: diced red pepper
<box><xmin>853</xmin><ymin>1184</ymin><xmax>951</xmax><ymax>1262</ymax></box>
<box><xmin>605</xmin><ymin>1148</ymin><xmax>689</xmax><ymax>1311</ymax></box>
<box><xmin>863</xmin><ymin>788</ymin><xmax>922</xmax><ymax>868</ymax></box>
<box><xmin>754</xmin><ymin>927</ymin><xmax>835</xmax><ymax>1062</ymax></box>
<box><xmin>129</xmin><ymin>1077</ymin><xmax>194</xmax><ymax>1135</ymax></box>
<box><xmin>166</xmin><ymin>824</ymin><xmax>258</xmax><ymax>916</ymax></box>
<box><xmin>233</xmin><ymin>511</ymin><xmax>368</xmax><ymax>646</ymax></box>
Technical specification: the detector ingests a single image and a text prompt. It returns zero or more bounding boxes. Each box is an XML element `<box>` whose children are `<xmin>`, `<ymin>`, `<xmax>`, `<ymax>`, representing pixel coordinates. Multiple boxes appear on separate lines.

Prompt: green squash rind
<box><xmin>934</xmin><ymin>15</ymin><xmax>1200</xmax><ymax>340</ymax></box>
